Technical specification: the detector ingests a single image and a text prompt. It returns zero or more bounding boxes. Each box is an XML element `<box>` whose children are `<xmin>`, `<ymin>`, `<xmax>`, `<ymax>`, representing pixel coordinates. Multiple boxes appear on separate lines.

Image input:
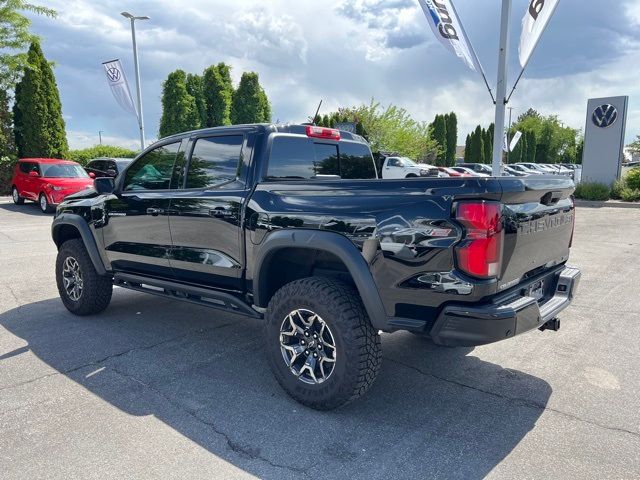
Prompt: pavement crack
<box><xmin>386</xmin><ymin>356</ymin><xmax>640</xmax><ymax>440</ymax></box>
<box><xmin>0</xmin><ymin>322</ymin><xmax>235</xmax><ymax>393</ymax></box>
<box><xmin>107</xmin><ymin>364</ymin><xmax>312</xmax><ymax>478</ymax></box>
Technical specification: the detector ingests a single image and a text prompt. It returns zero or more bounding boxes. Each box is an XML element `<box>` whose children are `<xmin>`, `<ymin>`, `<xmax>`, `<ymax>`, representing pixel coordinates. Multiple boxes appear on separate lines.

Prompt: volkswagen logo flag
<box><xmin>102</xmin><ymin>59</ymin><xmax>138</xmax><ymax>118</ymax></box>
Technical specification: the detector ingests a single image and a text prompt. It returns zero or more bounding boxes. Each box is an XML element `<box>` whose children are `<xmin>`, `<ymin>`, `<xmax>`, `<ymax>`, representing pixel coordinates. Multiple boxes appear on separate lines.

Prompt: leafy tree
<box><xmin>484</xmin><ymin>123</ymin><xmax>495</xmax><ymax>164</ymax></box>
<box><xmin>159</xmin><ymin>69</ymin><xmax>200</xmax><ymax>138</ymax></box>
<box><xmin>0</xmin><ymin>89</ymin><xmax>15</xmax><ymax>157</ymax></box>
<box><xmin>13</xmin><ymin>40</ymin><xmax>67</xmax><ymax>158</ymax></box>
<box><xmin>203</xmin><ymin>62</ymin><xmax>233</xmax><ymax>127</ymax></box>
<box><xmin>231</xmin><ymin>72</ymin><xmax>270</xmax><ymax>124</ymax></box>
<box><xmin>576</xmin><ymin>137</ymin><xmax>584</xmax><ymax>164</ymax></box>
<box><xmin>67</xmin><ymin>144</ymin><xmax>138</xmax><ymax>165</ymax></box>
<box><xmin>322</xmin><ymin>114</ymin><xmax>330</xmax><ymax>128</ymax></box>
<box><xmin>524</xmin><ymin>130</ymin><xmax>537</xmax><ymax>163</ymax></box>
<box><xmin>186</xmin><ymin>73</ymin><xmax>206</xmax><ymax>127</ymax></box>
<box><xmin>513</xmin><ymin>113</ymin><xmax>578</xmax><ymax>163</ymax></box>
<box><xmin>330</xmin><ymin>100</ymin><xmax>440</xmax><ymax>161</ymax></box>
<box><xmin>444</xmin><ymin>112</ymin><xmax>457</xmax><ymax>166</ymax></box>
<box><xmin>431</xmin><ymin>114</ymin><xmax>447</xmax><ymax>166</ymax></box>
<box><xmin>627</xmin><ymin>134</ymin><xmax>640</xmax><ymax>155</ymax></box>
<box><xmin>0</xmin><ymin>0</ymin><xmax>56</xmax><ymax>90</ymax></box>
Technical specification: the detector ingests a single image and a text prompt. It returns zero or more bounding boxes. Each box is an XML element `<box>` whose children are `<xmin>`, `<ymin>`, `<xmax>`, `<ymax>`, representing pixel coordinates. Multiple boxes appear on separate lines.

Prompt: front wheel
<box><xmin>405</xmin><ymin>173</ymin><xmax>418</xmax><ymax>178</ymax></box>
<box><xmin>39</xmin><ymin>193</ymin><xmax>54</xmax><ymax>213</ymax></box>
<box><xmin>265</xmin><ymin>277</ymin><xmax>382</xmax><ymax>410</ymax></box>
<box><xmin>56</xmin><ymin>239</ymin><xmax>113</xmax><ymax>315</ymax></box>
<box><xmin>12</xmin><ymin>186</ymin><xmax>24</xmax><ymax>205</ymax></box>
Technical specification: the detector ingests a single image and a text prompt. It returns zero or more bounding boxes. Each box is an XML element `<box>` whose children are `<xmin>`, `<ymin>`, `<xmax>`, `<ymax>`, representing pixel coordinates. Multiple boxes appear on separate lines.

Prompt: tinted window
<box><xmin>124</xmin><ymin>142</ymin><xmax>181</xmax><ymax>191</ymax></box>
<box><xmin>19</xmin><ymin>162</ymin><xmax>33</xmax><ymax>173</ymax></box>
<box><xmin>267</xmin><ymin>136</ymin><xmax>374</xmax><ymax>180</ymax></box>
<box><xmin>41</xmin><ymin>164</ymin><xmax>88</xmax><ymax>178</ymax></box>
<box><xmin>387</xmin><ymin>158</ymin><xmax>400</xmax><ymax>167</ymax></box>
<box><xmin>340</xmin><ymin>142</ymin><xmax>376</xmax><ymax>179</ymax></box>
<box><xmin>185</xmin><ymin>135</ymin><xmax>244</xmax><ymax>189</ymax></box>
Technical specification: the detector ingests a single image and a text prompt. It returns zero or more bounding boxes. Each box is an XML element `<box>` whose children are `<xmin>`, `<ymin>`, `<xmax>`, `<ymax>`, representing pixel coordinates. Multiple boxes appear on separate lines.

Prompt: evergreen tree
<box><xmin>464</xmin><ymin>133</ymin><xmax>471</xmax><ymax>162</ymax></box>
<box><xmin>431</xmin><ymin>114</ymin><xmax>447</xmax><ymax>166</ymax></box>
<box><xmin>524</xmin><ymin>130</ymin><xmax>537</xmax><ymax>163</ymax></box>
<box><xmin>444</xmin><ymin>112</ymin><xmax>457</xmax><ymax>166</ymax></box>
<box><xmin>322</xmin><ymin>114</ymin><xmax>330</xmax><ymax>128</ymax></box>
<box><xmin>186</xmin><ymin>73</ymin><xmax>206</xmax><ymax>128</ymax></box>
<box><xmin>231</xmin><ymin>72</ymin><xmax>271</xmax><ymax>124</ymax></box>
<box><xmin>0</xmin><ymin>89</ymin><xmax>15</xmax><ymax>157</ymax></box>
<box><xmin>158</xmin><ymin>69</ymin><xmax>200</xmax><ymax>138</ymax></box>
<box><xmin>482</xmin><ymin>128</ymin><xmax>492</xmax><ymax>164</ymax></box>
<box><xmin>469</xmin><ymin>125</ymin><xmax>484</xmax><ymax>164</ymax></box>
<box><xmin>13</xmin><ymin>41</ymin><xmax>68</xmax><ymax>158</ymax></box>
<box><xmin>203</xmin><ymin>63</ymin><xmax>233</xmax><ymax>127</ymax></box>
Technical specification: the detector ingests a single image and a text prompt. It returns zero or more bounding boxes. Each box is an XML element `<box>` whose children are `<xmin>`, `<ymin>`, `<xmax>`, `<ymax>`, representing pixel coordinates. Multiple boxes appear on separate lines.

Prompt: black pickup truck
<box><xmin>51</xmin><ymin>124</ymin><xmax>580</xmax><ymax>409</ymax></box>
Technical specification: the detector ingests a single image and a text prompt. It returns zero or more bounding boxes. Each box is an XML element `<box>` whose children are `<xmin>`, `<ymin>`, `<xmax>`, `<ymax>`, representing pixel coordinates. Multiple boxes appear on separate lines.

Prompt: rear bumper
<box><xmin>429</xmin><ymin>266</ymin><xmax>581</xmax><ymax>347</ymax></box>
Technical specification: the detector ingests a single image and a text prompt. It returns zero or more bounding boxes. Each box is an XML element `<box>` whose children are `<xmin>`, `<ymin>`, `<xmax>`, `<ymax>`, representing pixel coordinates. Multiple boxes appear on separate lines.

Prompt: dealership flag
<box><xmin>519</xmin><ymin>0</ymin><xmax>561</xmax><ymax>68</ymax></box>
<box><xmin>417</xmin><ymin>0</ymin><xmax>482</xmax><ymax>72</ymax></box>
<box><xmin>509</xmin><ymin>131</ymin><xmax>523</xmax><ymax>152</ymax></box>
<box><xmin>102</xmin><ymin>59</ymin><xmax>138</xmax><ymax>118</ymax></box>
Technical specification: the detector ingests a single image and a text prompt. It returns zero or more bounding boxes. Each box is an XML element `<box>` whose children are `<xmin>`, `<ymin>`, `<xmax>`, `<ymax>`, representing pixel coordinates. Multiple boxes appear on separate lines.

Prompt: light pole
<box><xmin>121</xmin><ymin>11</ymin><xmax>149</xmax><ymax>150</ymax></box>
<box><xmin>98</xmin><ymin>130</ymin><xmax>104</xmax><ymax>145</ymax></box>
<box><xmin>491</xmin><ymin>0</ymin><xmax>512</xmax><ymax>176</ymax></box>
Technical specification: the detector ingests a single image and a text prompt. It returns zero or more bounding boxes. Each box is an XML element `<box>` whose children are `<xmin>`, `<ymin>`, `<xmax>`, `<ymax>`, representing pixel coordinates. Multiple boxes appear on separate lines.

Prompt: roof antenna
<box><xmin>310</xmin><ymin>99</ymin><xmax>322</xmax><ymax>125</ymax></box>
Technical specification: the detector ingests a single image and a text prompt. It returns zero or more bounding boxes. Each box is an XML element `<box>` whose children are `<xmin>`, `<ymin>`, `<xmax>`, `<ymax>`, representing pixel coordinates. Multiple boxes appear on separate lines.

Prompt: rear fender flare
<box><xmin>253</xmin><ymin>230</ymin><xmax>388</xmax><ymax>330</ymax></box>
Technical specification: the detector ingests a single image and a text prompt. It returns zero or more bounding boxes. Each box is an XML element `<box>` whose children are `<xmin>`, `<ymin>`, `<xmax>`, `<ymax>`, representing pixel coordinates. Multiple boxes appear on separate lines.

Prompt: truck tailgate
<box><xmin>497</xmin><ymin>176</ymin><xmax>576</xmax><ymax>292</ymax></box>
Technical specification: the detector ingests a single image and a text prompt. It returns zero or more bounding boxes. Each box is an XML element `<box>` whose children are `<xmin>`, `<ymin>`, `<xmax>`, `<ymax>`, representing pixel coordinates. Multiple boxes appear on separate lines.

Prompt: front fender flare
<box><xmin>52</xmin><ymin>213</ymin><xmax>108</xmax><ymax>276</ymax></box>
<box><xmin>252</xmin><ymin>230</ymin><xmax>388</xmax><ymax>330</ymax></box>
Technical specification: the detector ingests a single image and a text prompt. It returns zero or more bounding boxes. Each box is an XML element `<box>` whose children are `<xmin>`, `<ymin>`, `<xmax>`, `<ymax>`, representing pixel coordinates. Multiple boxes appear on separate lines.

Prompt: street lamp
<box><xmin>98</xmin><ymin>130</ymin><xmax>104</xmax><ymax>145</ymax></box>
<box><xmin>121</xmin><ymin>11</ymin><xmax>149</xmax><ymax>150</ymax></box>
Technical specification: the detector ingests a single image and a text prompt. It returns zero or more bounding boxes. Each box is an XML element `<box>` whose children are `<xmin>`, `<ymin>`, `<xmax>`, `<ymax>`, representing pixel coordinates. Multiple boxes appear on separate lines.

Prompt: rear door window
<box><xmin>185</xmin><ymin>135</ymin><xmax>244</xmax><ymax>189</ymax></box>
<box><xmin>339</xmin><ymin>142</ymin><xmax>376</xmax><ymax>179</ymax></box>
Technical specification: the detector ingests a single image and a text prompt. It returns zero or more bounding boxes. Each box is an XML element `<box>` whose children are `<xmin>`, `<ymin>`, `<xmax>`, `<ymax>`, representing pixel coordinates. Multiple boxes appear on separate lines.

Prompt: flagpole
<box><xmin>491</xmin><ymin>0</ymin><xmax>512</xmax><ymax>176</ymax></box>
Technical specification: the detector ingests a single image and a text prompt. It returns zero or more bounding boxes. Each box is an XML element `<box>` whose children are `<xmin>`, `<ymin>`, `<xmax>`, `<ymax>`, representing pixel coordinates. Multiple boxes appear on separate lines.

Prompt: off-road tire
<box><xmin>265</xmin><ymin>276</ymin><xmax>382</xmax><ymax>410</ymax></box>
<box><xmin>56</xmin><ymin>239</ymin><xmax>112</xmax><ymax>315</ymax></box>
<box><xmin>12</xmin><ymin>186</ymin><xmax>24</xmax><ymax>205</ymax></box>
<box><xmin>39</xmin><ymin>193</ymin><xmax>54</xmax><ymax>213</ymax></box>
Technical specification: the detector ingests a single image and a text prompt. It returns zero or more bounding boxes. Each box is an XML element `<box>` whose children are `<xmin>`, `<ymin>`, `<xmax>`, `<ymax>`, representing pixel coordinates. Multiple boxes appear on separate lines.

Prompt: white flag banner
<box><xmin>102</xmin><ymin>59</ymin><xmax>138</xmax><ymax>118</ymax></box>
<box><xmin>519</xmin><ymin>0</ymin><xmax>561</xmax><ymax>68</ymax></box>
<box><xmin>509</xmin><ymin>131</ymin><xmax>523</xmax><ymax>152</ymax></box>
<box><xmin>503</xmin><ymin>132</ymin><xmax>509</xmax><ymax>153</ymax></box>
<box><xmin>417</xmin><ymin>0</ymin><xmax>482</xmax><ymax>72</ymax></box>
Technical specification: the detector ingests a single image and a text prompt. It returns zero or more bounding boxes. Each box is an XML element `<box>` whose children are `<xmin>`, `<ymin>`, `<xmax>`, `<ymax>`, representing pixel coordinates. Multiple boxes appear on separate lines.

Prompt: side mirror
<box><xmin>88</xmin><ymin>172</ymin><xmax>96</xmax><ymax>178</ymax></box>
<box><xmin>94</xmin><ymin>177</ymin><xmax>115</xmax><ymax>194</ymax></box>
<box><xmin>29</xmin><ymin>171</ymin><xmax>40</xmax><ymax>178</ymax></box>
<box><xmin>106</xmin><ymin>169</ymin><xmax>117</xmax><ymax>177</ymax></box>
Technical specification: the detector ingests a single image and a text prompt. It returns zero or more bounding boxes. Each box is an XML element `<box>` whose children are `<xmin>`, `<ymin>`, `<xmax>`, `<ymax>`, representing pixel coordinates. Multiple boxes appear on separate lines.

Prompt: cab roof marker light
<box><xmin>306</xmin><ymin>126</ymin><xmax>340</xmax><ymax>141</ymax></box>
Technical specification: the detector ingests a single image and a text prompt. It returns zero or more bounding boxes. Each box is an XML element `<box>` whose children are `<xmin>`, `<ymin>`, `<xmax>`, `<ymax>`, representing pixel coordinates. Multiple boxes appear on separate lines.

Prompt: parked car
<box><xmin>451</xmin><ymin>166</ymin><xmax>489</xmax><ymax>177</ymax></box>
<box><xmin>437</xmin><ymin>167</ymin><xmax>469</xmax><ymax>177</ymax></box>
<box><xmin>85</xmin><ymin>157</ymin><xmax>134</xmax><ymax>178</ymax></box>
<box><xmin>382</xmin><ymin>156</ymin><xmax>439</xmax><ymax>179</ymax></box>
<box><xmin>510</xmin><ymin>164</ymin><xmax>542</xmax><ymax>175</ymax></box>
<box><xmin>11</xmin><ymin>158</ymin><xmax>94</xmax><ymax>213</ymax></box>
<box><xmin>52</xmin><ymin>123</ymin><xmax>580</xmax><ymax>409</ymax></box>
<box><xmin>504</xmin><ymin>166</ymin><xmax>527</xmax><ymax>177</ymax></box>
<box><xmin>458</xmin><ymin>163</ymin><xmax>493</xmax><ymax>176</ymax></box>
<box><xmin>517</xmin><ymin>163</ymin><xmax>556</xmax><ymax>175</ymax></box>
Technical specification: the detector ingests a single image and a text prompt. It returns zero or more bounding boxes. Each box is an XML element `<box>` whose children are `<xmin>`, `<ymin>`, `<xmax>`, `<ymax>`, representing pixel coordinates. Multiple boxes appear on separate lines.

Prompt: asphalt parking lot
<box><xmin>1</xmin><ymin>197</ymin><xmax>639</xmax><ymax>479</ymax></box>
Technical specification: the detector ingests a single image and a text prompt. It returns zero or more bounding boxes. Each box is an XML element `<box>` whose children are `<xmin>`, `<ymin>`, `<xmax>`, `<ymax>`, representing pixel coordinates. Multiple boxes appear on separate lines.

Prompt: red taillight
<box><xmin>306</xmin><ymin>125</ymin><xmax>340</xmax><ymax>141</ymax></box>
<box><xmin>455</xmin><ymin>201</ymin><xmax>503</xmax><ymax>278</ymax></box>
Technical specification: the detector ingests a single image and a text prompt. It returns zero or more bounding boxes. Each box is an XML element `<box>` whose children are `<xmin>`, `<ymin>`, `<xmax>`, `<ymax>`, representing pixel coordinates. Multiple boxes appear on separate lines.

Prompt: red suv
<box><xmin>11</xmin><ymin>158</ymin><xmax>94</xmax><ymax>213</ymax></box>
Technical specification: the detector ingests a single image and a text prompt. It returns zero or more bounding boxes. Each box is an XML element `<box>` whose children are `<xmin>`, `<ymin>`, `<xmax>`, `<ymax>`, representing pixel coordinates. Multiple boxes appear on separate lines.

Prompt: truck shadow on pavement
<box><xmin>0</xmin><ymin>290</ymin><xmax>552</xmax><ymax>479</ymax></box>
<box><xmin>0</xmin><ymin>202</ymin><xmax>51</xmax><ymax>216</ymax></box>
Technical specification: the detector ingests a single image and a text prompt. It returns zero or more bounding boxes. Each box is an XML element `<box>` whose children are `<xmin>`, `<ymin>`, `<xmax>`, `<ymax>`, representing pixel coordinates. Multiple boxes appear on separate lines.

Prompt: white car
<box><xmin>451</xmin><ymin>166</ymin><xmax>490</xmax><ymax>177</ymax></box>
<box><xmin>510</xmin><ymin>164</ymin><xmax>541</xmax><ymax>175</ymax></box>
<box><xmin>517</xmin><ymin>163</ymin><xmax>556</xmax><ymax>175</ymax></box>
<box><xmin>382</xmin><ymin>157</ymin><xmax>440</xmax><ymax>179</ymax></box>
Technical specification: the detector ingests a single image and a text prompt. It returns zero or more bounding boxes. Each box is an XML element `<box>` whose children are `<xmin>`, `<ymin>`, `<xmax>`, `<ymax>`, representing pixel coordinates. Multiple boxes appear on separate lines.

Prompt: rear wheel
<box><xmin>406</xmin><ymin>173</ymin><xmax>418</xmax><ymax>178</ymax></box>
<box><xmin>12</xmin><ymin>186</ymin><xmax>24</xmax><ymax>205</ymax></box>
<box><xmin>39</xmin><ymin>193</ymin><xmax>54</xmax><ymax>213</ymax></box>
<box><xmin>265</xmin><ymin>277</ymin><xmax>382</xmax><ymax>410</ymax></box>
<box><xmin>56</xmin><ymin>239</ymin><xmax>113</xmax><ymax>315</ymax></box>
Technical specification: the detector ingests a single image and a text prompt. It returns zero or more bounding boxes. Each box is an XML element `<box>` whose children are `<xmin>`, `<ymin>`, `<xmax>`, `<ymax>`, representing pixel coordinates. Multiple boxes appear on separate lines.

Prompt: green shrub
<box><xmin>574</xmin><ymin>182</ymin><xmax>611</xmax><ymax>201</ymax></box>
<box><xmin>0</xmin><ymin>155</ymin><xmax>17</xmax><ymax>196</ymax></box>
<box><xmin>625</xmin><ymin>167</ymin><xmax>640</xmax><ymax>190</ymax></box>
<box><xmin>620</xmin><ymin>187</ymin><xmax>640</xmax><ymax>202</ymax></box>
<box><xmin>611</xmin><ymin>178</ymin><xmax>626</xmax><ymax>199</ymax></box>
<box><xmin>67</xmin><ymin>145</ymin><xmax>138</xmax><ymax>166</ymax></box>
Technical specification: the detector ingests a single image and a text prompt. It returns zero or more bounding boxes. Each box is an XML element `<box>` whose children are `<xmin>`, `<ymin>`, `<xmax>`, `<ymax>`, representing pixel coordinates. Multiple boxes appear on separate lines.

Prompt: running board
<box><xmin>113</xmin><ymin>273</ymin><xmax>262</xmax><ymax>319</ymax></box>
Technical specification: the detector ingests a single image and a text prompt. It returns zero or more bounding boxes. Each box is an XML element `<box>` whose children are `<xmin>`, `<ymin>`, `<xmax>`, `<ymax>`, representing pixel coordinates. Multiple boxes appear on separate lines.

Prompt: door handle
<box><xmin>209</xmin><ymin>208</ymin><xmax>231</xmax><ymax>218</ymax></box>
<box><xmin>146</xmin><ymin>207</ymin><xmax>164</xmax><ymax>216</ymax></box>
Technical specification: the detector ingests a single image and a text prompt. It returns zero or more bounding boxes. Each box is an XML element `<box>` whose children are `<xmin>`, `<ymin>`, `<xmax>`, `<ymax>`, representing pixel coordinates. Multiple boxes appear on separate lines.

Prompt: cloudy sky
<box><xmin>28</xmin><ymin>0</ymin><xmax>640</xmax><ymax>150</ymax></box>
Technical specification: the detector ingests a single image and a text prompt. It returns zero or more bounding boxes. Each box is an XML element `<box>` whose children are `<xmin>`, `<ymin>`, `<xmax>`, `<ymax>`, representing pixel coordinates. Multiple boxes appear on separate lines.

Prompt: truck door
<box><xmin>101</xmin><ymin>140</ymin><xmax>184</xmax><ymax>277</ymax></box>
<box><xmin>167</xmin><ymin>133</ymin><xmax>248</xmax><ymax>291</ymax></box>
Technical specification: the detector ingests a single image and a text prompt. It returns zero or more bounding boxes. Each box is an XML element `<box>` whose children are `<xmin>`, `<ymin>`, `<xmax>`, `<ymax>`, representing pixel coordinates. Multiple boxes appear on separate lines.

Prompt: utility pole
<box><xmin>491</xmin><ymin>0</ymin><xmax>512</xmax><ymax>176</ymax></box>
<box><xmin>121</xmin><ymin>12</ymin><xmax>149</xmax><ymax>150</ymax></box>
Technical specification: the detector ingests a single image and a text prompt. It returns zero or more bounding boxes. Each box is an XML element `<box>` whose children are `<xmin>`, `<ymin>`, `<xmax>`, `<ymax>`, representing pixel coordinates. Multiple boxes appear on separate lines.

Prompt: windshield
<box><xmin>41</xmin><ymin>164</ymin><xmax>89</xmax><ymax>178</ymax></box>
<box><xmin>400</xmin><ymin>157</ymin><xmax>417</xmax><ymax>167</ymax></box>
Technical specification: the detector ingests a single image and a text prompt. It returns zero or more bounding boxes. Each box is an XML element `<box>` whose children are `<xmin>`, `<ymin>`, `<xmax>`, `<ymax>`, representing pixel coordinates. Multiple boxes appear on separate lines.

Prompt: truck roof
<box><xmin>158</xmin><ymin>123</ymin><xmax>368</xmax><ymax>144</ymax></box>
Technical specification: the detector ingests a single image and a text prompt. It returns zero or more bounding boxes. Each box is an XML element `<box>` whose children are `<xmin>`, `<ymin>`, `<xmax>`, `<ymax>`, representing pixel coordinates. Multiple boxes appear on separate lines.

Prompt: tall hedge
<box><xmin>203</xmin><ymin>63</ymin><xmax>233</xmax><ymax>127</ymax></box>
<box><xmin>231</xmin><ymin>72</ymin><xmax>271</xmax><ymax>124</ymax></box>
<box><xmin>13</xmin><ymin>41</ymin><xmax>68</xmax><ymax>158</ymax></box>
<box><xmin>159</xmin><ymin>69</ymin><xmax>200</xmax><ymax>138</ymax></box>
<box><xmin>444</xmin><ymin>112</ymin><xmax>457</xmax><ymax>166</ymax></box>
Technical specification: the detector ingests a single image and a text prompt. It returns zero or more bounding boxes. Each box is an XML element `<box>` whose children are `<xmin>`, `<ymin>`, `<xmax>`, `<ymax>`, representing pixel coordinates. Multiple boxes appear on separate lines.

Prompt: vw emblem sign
<box><xmin>592</xmin><ymin>104</ymin><xmax>618</xmax><ymax>128</ymax></box>
<box><xmin>106</xmin><ymin>67</ymin><xmax>121</xmax><ymax>82</ymax></box>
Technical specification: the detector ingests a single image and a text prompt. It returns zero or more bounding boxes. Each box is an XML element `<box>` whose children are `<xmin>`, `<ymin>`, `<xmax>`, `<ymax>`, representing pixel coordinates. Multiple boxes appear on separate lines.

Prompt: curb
<box><xmin>575</xmin><ymin>200</ymin><xmax>640</xmax><ymax>209</ymax></box>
